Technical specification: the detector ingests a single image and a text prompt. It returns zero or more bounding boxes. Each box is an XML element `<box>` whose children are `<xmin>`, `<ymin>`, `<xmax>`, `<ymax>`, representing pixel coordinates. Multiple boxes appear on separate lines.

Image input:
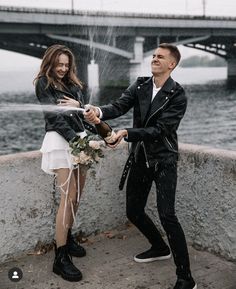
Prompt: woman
<box><xmin>35</xmin><ymin>44</ymin><xmax>96</xmax><ymax>282</ymax></box>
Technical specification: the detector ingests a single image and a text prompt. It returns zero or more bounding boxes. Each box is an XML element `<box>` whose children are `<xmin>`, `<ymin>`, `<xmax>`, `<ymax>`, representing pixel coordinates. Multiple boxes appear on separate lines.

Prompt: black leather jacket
<box><xmin>100</xmin><ymin>76</ymin><xmax>187</xmax><ymax>166</ymax></box>
<box><xmin>35</xmin><ymin>76</ymin><xmax>96</xmax><ymax>142</ymax></box>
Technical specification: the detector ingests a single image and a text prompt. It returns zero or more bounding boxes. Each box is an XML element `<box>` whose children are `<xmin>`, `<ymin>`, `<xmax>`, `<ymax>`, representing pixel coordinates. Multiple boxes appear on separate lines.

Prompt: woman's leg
<box><xmin>54</xmin><ymin>168</ymin><xmax>78</xmax><ymax>247</ymax></box>
<box><xmin>53</xmin><ymin>168</ymin><xmax>82</xmax><ymax>282</ymax></box>
<box><xmin>68</xmin><ymin>165</ymin><xmax>88</xmax><ymax>228</ymax></box>
<box><xmin>78</xmin><ymin>164</ymin><xmax>88</xmax><ymax>195</ymax></box>
<box><xmin>64</xmin><ymin>165</ymin><xmax>87</xmax><ymax>258</ymax></box>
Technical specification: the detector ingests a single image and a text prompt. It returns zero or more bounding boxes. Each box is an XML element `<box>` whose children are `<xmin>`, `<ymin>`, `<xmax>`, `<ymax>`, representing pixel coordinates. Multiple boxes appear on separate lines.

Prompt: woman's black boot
<box><xmin>53</xmin><ymin>243</ymin><xmax>82</xmax><ymax>282</ymax></box>
<box><xmin>67</xmin><ymin>229</ymin><xmax>86</xmax><ymax>257</ymax></box>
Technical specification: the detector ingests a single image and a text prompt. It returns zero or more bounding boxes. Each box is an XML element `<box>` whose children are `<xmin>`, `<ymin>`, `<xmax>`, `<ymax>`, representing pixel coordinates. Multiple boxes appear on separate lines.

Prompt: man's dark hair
<box><xmin>159</xmin><ymin>43</ymin><xmax>181</xmax><ymax>66</ymax></box>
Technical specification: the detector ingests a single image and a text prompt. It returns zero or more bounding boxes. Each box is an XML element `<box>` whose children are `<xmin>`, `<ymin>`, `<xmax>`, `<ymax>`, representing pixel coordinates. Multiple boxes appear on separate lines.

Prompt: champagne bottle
<box><xmin>96</xmin><ymin>121</ymin><xmax>119</xmax><ymax>145</ymax></box>
<box><xmin>84</xmin><ymin>105</ymin><xmax>117</xmax><ymax>144</ymax></box>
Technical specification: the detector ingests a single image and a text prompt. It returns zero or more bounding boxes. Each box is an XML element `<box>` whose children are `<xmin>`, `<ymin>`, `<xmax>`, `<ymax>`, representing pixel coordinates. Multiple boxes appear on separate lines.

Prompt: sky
<box><xmin>0</xmin><ymin>0</ymin><xmax>235</xmax><ymax>71</ymax></box>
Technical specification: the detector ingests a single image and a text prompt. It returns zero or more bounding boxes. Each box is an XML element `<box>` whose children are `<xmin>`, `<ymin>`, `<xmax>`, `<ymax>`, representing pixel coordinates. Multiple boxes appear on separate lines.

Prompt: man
<box><xmin>85</xmin><ymin>43</ymin><xmax>197</xmax><ymax>289</ymax></box>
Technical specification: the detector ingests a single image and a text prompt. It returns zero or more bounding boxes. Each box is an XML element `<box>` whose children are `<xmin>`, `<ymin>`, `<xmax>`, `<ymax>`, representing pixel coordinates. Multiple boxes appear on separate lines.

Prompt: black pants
<box><xmin>126</xmin><ymin>152</ymin><xmax>191</xmax><ymax>279</ymax></box>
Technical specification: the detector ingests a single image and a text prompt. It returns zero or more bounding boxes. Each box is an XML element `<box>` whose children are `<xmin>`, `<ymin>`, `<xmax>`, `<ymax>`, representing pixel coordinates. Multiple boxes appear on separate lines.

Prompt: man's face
<box><xmin>54</xmin><ymin>53</ymin><xmax>69</xmax><ymax>80</ymax></box>
<box><xmin>151</xmin><ymin>47</ymin><xmax>176</xmax><ymax>76</ymax></box>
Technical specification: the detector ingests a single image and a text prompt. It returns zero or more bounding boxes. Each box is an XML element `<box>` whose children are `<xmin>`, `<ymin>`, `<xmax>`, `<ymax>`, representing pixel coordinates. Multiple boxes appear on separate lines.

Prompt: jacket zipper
<box><xmin>144</xmin><ymin>98</ymin><xmax>170</xmax><ymax>128</ymax></box>
<box><xmin>164</xmin><ymin>136</ymin><xmax>174</xmax><ymax>151</ymax></box>
<box><xmin>141</xmin><ymin>141</ymin><xmax>150</xmax><ymax>168</ymax></box>
<box><xmin>141</xmin><ymin>97</ymin><xmax>170</xmax><ymax>168</ymax></box>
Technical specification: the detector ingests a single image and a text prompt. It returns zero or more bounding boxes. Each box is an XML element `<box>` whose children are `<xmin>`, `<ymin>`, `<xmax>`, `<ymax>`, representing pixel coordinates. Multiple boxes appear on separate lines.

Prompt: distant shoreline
<box><xmin>180</xmin><ymin>55</ymin><xmax>227</xmax><ymax>68</ymax></box>
<box><xmin>0</xmin><ymin>66</ymin><xmax>227</xmax><ymax>94</ymax></box>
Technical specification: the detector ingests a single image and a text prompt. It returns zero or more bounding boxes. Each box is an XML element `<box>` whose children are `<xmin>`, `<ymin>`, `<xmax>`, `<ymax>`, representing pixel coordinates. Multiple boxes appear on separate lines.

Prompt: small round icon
<box><xmin>8</xmin><ymin>267</ymin><xmax>23</xmax><ymax>282</ymax></box>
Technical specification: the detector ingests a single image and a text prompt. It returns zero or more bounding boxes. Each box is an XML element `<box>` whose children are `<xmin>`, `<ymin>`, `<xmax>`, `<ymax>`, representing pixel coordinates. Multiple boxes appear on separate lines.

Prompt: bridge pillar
<box><xmin>227</xmin><ymin>57</ymin><xmax>236</xmax><ymax>86</ymax></box>
<box><xmin>88</xmin><ymin>59</ymin><xmax>99</xmax><ymax>98</ymax></box>
<box><xmin>129</xmin><ymin>37</ymin><xmax>145</xmax><ymax>83</ymax></box>
<box><xmin>88</xmin><ymin>59</ymin><xmax>99</xmax><ymax>87</ymax></box>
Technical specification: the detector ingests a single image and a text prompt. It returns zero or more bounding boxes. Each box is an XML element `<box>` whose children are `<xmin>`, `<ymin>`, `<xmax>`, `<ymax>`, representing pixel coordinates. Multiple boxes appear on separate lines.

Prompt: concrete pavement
<box><xmin>0</xmin><ymin>225</ymin><xmax>236</xmax><ymax>289</ymax></box>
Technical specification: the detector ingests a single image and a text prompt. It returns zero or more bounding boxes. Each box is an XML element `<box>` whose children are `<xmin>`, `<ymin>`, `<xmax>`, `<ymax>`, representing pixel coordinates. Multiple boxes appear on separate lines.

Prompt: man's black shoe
<box><xmin>134</xmin><ymin>246</ymin><xmax>171</xmax><ymax>263</ymax></box>
<box><xmin>173</xmin><ymin>278</ymin><xmax>197</xmax><ymax>289</ymax></box>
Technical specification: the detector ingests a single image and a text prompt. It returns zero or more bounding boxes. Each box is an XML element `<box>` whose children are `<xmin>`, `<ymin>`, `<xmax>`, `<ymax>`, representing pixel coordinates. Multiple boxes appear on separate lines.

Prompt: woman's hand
<box><xmin>57</xmin><ymin>95</ymin><xmax>80</xmax><ymax>108</ymax></box>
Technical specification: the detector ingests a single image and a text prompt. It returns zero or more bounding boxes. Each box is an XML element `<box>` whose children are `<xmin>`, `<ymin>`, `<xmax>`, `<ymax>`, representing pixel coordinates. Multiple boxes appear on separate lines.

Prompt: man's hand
<box><xmin>84</xmin><ymin>105</ymin><xmax>100</xmax><ymax>124</ymax></box>
<box><xmin>107</xmin><ymin>129</ymin><xmax>128</xmax><ymax>148</ymax></box>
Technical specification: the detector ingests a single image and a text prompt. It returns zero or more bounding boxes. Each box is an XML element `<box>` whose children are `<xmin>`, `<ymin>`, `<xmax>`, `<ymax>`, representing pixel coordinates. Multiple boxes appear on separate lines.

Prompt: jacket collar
<box><xmin>138</xmin><ymin>76</ymin><xmax>176</xmax><ymax>124</ymax></box>
<box><xmin>161</xmin><ymin>76</ymin><xmax>176</xmax><ymax>93</ymax></box>
<box><xmin>53</xmin><ymin>84</ymin><xmax>76</xmax><ymax>99</ymax></box>
<box><xmin>149</xmin><ymin>76</ymin><xmax>176</xmax><ymax>116</ymax></box>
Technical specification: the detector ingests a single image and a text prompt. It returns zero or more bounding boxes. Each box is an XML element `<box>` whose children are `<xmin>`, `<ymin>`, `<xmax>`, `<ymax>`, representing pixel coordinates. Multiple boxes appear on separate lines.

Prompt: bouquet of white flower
<box><xmin>69</xmin><ymin>135</ymin><xmax>104</xmax><ymax>168</ymax></box>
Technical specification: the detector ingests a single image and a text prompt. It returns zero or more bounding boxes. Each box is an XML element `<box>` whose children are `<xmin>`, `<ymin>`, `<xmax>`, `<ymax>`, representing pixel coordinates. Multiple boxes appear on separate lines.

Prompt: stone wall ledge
<box><xmin>0</xmin><ymin>143</ymin><xmax>235</xmax><ymax>263</ymax></box>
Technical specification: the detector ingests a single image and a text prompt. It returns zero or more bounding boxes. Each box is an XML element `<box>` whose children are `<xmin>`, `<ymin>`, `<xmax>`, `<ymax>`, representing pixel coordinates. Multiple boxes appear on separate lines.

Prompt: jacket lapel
<box><xmin>137</xmin><ymin>77</ymin><xmax>153</xmax><ymax>124</ymax></box>
<box><xmin>148</xmin><ymin>77</ymin><xmax>176</xmax><ymax>118</ymax></box>
<box><xmin>55</xmin><ymin>87</ymin><xmax>75</xmax><ymax>99</ymax></box>
<box><xmin>52</xmin><ymin>82</ymin><xmax>78</xmax><ymax>99</ymax></box>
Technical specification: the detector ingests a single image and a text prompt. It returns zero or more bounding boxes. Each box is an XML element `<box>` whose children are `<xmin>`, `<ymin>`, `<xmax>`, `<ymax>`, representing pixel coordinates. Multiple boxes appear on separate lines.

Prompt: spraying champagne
<box><xmin>84</xmin><ymin>105</ymin><xmax>117</xmax><ymax>145</ymax></box>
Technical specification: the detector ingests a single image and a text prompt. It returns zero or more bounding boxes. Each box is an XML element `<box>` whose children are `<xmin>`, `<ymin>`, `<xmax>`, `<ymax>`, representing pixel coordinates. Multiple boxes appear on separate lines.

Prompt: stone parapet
<box><xmin>0</xmin><ymin>143</ymin><xmax>235</xmax><ymax>262</ymax></box>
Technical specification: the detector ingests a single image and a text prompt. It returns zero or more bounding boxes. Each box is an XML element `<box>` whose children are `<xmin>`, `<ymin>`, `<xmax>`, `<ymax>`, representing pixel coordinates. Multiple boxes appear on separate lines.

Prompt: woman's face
<box><xmin>53</xmin><ymin>53</ymin><xmax>70</xmax><ymax>80</ymax></box>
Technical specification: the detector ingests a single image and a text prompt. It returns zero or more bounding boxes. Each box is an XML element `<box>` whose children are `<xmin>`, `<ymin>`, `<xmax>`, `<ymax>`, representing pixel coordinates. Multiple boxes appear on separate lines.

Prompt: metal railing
<box><xmin>1</xmin><ymin>5</ymin><xmax>236</xmax><ymax>21</ymax></box>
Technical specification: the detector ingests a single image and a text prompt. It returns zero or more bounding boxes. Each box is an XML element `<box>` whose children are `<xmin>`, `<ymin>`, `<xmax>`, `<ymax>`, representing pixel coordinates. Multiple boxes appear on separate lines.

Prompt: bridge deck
<box><xmin>1</xmin><ymin>5</ymin><xmax>236</xmax><ymax>21</ymax></box>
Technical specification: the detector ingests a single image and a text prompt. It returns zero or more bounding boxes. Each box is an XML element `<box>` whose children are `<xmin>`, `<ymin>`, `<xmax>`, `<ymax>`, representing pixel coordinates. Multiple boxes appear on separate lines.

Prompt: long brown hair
<box><xmin>34</xmin><ymin>44</ymin><xmax>83</xmax><ymax>89</ymax></box>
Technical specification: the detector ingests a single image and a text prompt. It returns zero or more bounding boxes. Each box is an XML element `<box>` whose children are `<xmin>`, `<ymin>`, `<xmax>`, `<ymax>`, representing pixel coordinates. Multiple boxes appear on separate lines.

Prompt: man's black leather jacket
<box><xmin>100</xmin><ymin>76</ymin><xmax>187</xmax><ymax>166</ymax></box>
<box><xmin>35</xmin><ymin>76</ymin><xmax>96</xmax><ymax>142</ymax></box>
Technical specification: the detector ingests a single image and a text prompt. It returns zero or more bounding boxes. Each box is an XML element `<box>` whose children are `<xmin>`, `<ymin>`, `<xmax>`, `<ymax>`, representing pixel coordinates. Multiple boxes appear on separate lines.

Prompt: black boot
<box><xmin>53</xmin><ymin>244</ymin><xmax>82</xmax><ymax>282</ymax></box>
<box><xmin>67</xmin><ymin>229</ymin><xmax>86</xmax><ymax>257</ymax></box>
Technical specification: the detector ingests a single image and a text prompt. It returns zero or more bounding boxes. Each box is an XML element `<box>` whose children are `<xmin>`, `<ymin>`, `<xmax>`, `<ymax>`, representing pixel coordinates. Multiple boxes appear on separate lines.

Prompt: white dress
<box><xmin>40</xmin><ymin>131</ymin><xmax>87</xmax><ymax>175</ymax></box>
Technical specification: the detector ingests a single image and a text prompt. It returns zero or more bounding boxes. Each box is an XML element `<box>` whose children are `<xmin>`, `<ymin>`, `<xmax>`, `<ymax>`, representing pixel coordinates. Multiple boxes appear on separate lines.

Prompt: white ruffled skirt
<box><xmin>40</xmin><ymin>131</ymin><xmax>87</xmax><ymax>175</ymax></box>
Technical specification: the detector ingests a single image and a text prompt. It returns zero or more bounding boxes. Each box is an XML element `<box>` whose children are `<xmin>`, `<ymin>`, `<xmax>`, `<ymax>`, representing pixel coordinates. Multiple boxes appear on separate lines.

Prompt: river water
<box><xmin>0</xmin><ymin>66</ymin><xmax>235</xmax><ymax>155</ymax></box>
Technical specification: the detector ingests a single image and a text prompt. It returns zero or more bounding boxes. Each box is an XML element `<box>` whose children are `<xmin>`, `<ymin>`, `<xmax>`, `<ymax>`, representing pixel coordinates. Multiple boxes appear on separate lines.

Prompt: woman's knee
<box><xmin>58</xmin><ymin>196</ymin><xmax>75</xmax><ymax>212</ymax></box>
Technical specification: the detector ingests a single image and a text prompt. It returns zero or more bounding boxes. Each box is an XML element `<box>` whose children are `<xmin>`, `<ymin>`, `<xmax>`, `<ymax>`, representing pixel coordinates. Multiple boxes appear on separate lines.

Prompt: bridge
<box><xmin>0</xmin><ymin>5</ymin><xmax>236</xmax><ymax>87</ymax></box>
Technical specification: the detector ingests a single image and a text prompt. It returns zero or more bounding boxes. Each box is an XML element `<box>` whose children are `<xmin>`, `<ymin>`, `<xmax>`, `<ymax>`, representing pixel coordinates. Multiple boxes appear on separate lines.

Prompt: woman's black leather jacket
<box><xmin>35</xmin><ymin>76</ymin><xmax>96</xmax><ymax>142</ymax></box>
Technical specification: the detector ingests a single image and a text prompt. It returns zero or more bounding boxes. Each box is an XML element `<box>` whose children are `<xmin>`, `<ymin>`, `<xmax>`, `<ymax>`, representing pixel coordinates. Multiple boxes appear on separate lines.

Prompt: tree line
<box><xmin>179</xmin><ymin>55</ymin><xmax>226</xmax><ymax>67</ymax></box>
